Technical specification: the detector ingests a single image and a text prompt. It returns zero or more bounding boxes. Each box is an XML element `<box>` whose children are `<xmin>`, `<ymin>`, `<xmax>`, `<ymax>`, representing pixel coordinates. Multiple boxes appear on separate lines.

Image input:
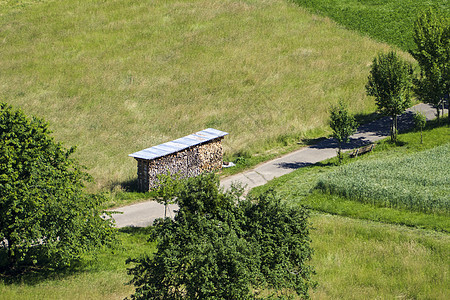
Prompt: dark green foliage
<box><xmin>409</xmin><ymin>8</ymin><xmax>450</xmax><ymax>123</ymax></box>
<box><xmin>241</xmin><ymin>191</ymin><xmax>315</xmax><ymax>298</ymax></box>
<box><xmin>126</xmin><ymin>174</ymin><xmax>315</xmax><ymax>299</ymax></box>
<box><xmin>366</xmin><ymin>51</ymin><xmax>414</xmax><ymax>142</ymax></box>
<box><xmin>0</xmin><ymin>103</ymin><xmax>115</xmax><ymax>271</ymax></box>
<box><xmin>329</xmin><ymin>101</ymin><xmax>357</xmax><ymax>164</ymax></box>
<box><xmin>292</xmin><ymin>0</ymin><xmax>450</xmax><ymax>51</ymax></box>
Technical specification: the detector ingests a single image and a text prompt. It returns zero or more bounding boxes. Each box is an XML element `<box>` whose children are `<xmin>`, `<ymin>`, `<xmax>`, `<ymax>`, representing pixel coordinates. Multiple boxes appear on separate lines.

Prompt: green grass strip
<box><xmin>293</xmin><ymin>0</ymin><xmax>450</xmax><ymax>50</ymax></box>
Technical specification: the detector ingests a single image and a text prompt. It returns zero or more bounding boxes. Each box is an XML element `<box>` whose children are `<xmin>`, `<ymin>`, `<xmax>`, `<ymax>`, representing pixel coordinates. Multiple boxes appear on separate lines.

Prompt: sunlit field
<box><xmin>0</xmin><ymin>0</ymin><xmax>397</xmax><ymax>190</ymax></box>
<box><xmin>0</xmin><ymin>215</ymin><xmax>448</xmax><ymax>300</ymax></box>
<box><xmin>318</xmin><ymin>143</ymin><xmax>449</xmax><ymax>214</ymax></box>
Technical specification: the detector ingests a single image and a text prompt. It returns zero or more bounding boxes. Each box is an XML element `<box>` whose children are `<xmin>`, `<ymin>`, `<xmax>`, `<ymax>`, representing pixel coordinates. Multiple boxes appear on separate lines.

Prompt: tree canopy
<box><xmin>126</xmin><ymin>174</ymin><xmax>315</xmax><ymax>299</ymax></box>
<box><xmin>0</xmin><ymin>103</ymin><xmax>115</xmax><ymax>271</ymax></box>
<box><xmin>366</xmin><ymin>51</ymin><xmax>414</xmax><ymax>142</ymax></box>
<box><xmin>409</xmin><ymin>8</ymin><xmax>450</xmax><ymax>123</ymax></box>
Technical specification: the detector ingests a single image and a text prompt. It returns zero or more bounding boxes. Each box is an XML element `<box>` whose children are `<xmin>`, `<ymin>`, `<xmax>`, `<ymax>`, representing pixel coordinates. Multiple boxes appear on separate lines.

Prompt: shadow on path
<box><xmin>275</xmin><ymin>161</ymin><xmax>313</xmax><ymax>169</ymax></box>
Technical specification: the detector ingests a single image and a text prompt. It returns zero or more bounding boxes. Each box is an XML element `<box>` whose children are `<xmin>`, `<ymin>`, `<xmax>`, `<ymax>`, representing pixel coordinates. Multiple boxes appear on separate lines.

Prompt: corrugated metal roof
<box><xmin>129</xmin><ymin>128</ymin><xmax>228</xmax><ymax>160</ymax></box>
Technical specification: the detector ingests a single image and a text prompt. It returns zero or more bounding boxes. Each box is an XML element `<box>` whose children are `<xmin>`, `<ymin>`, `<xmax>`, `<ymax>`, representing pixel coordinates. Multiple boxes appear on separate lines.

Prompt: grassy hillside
<box><xmin>0</xmin><ymin>0</ymin><xmax>398</xmax><ymax>190</ymax></box>
<box><xmin>293</xmin><ymin>0</ymin><xmax>450</xmax><ymax>51</ymax></box>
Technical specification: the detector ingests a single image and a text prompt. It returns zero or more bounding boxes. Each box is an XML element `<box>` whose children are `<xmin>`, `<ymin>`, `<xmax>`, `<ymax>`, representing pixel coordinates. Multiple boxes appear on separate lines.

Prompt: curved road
<box><xmin>111</xmin><ymin>103</ymin><xmax>444</xmax><ymax>228</ymax></box>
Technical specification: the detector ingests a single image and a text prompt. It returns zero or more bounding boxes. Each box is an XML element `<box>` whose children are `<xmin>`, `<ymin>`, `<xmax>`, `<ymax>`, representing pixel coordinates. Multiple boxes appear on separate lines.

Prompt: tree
<box><xmin>329</xmin><ymin>101</ymin><xmax>357</xmax><ymax>164</ymax></box>
<box><xmin>0</xmin><ymin>103</ymin><xmax>115</xmax><ymax>271</ymax></box>
<box><xmin>413</xmin><ymin>111</ymin><xmax>427</xmax><ymax>144</ymax></box>
<box><xmin>126</xmin><ymin>174</ymin><xmax>315</xmax><ymax>299</ymax></box>
<box><xmin>366</xmin><ymin>51</ymin><xmax>414</xmax><ymax>143</ymax></box>
<box><xmin>154</xmin><ymin>172</ymin><xmax>183</xmax><ymax>218</ymax></box>
<box><xmin>409</xmin><ymin>8</ymin><xmax>450</xmax><ymax>124</ymax></box>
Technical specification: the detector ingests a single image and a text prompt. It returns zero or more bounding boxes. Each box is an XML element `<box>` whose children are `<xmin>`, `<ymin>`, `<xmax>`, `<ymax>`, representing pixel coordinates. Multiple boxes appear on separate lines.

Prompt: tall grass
<box><xmin>310</xmin><ymin>214</ymin><xmax>449</xmax><ymax>299</ymax></box>
<box><xmin>317</xmin><ymin>143</ymin><xmax>450</xmax><ymax>214</ymax></box>
<box><xmin>0</xmin><ymin>0</ymin><xmax>396</xmax><ymax>190</ymax></box>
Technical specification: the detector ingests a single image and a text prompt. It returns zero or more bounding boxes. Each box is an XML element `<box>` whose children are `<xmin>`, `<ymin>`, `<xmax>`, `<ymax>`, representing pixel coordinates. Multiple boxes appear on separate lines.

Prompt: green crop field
<box><xmin>0</xmin><ymin>0</ymin><xmax>400</xmax><ymax>190</ymax></box>
<box><xmin>317</xmin><ymin>143</ymin><xmax>450</xmax><ymax>214</ymax></box>
<box><xmin>293</xmin><ymin>0</ymin><xmax>450</xmax><ymax>51</ymax></box>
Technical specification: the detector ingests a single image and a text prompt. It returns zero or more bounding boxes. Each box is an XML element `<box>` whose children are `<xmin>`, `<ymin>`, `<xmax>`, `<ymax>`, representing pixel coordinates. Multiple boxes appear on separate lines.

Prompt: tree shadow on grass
<box><xmin>315</xmin><ymin>161</ymin><xmax>338</xmax><ymax>167</ymax></box>
<box><xmin>109</xmin><ymin>177</ymin><xmax>140</xmax><ymax>193</ymax></box>
<box><xmin>353</xmin><ymin>111</ymin><xmax>382</xmax><ymax>125</ymax></box>
<box><xmin>422</xmin><ymin>116</ymin><xmax>449</xmax><ymax>131</ymax></box>
<box><xmin>298</xmin><ymin>137</ymin><xmax>327</xmax><ymax>146</ymax></box>
<box><xmin>118</xmin><ymin>226</ymin><xmax>154</xmax><ymax>235</ymax></box>
<box><xmin>0</xmin><ymin>227</ymin><xmax>155</xmax><ymax>286</ymax></box>
<box><xmin>0</xmin><ymin>251</ymin><xmax>87</xmax><ymax>285</ymax></box>
<box><xmin>0</xmin><ymin>227</ymin><xmax>156</xmax><ymax>286</ymax></box>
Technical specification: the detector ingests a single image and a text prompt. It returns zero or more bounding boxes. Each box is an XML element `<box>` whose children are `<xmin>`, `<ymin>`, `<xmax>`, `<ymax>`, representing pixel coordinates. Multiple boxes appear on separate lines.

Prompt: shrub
<box><xmin>126</xmin><ymin>174</ymin><xmax>315</xmax><ymax>299</ymax></box>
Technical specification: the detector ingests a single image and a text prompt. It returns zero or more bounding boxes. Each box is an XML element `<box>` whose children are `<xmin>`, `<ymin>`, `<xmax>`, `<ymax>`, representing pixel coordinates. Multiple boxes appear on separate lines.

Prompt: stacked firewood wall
<box><xmin>136</xmin><ymin>138</ymin><xmax>224</xmax><ymax>191</ymax></box>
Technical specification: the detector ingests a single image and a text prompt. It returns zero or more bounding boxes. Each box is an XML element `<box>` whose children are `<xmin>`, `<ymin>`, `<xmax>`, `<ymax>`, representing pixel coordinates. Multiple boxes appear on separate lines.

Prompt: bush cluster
<box><xmin>127</xmin><ymin>174</ymin><xmax>315</xmax><ymax>299</ymax></box>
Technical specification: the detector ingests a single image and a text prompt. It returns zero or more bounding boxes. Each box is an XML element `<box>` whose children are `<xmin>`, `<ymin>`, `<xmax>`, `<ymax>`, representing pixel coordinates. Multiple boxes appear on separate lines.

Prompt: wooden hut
<box><xmin>129</xmin><ymin>128</ymin><xmax>228</xmax><ymax>192</ymax></box>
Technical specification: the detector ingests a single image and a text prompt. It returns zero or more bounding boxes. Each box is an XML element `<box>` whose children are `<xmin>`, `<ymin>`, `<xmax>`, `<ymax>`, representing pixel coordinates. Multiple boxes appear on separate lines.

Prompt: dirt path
<box><xmin>112</xmin><ymin>103</ymin><xmax>443</xmax><ymax>228</ymax></box>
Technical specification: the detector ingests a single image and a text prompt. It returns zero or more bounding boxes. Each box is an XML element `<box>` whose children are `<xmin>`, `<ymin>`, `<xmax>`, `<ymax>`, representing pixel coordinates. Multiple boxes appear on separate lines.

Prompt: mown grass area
<box><xmin>0</xmin><ymin>215</ymin><xmax>447</xmax><ymax>299</ymax></box>
<box><xmin>0</xmin><ymin>0</ymin><xmax>399</xmax><ymax>191</ymax></box>
<box><xmin>293</xmin><ymin>0</ymin><xmax>450</xmax><ymax>51</ymax></box>
<box><xmin>0</xmin><ymin>227</ymin><xmax>156</xmax><ymax>300</ymax></box>
<box><xmin>251</xmin><ymin>122</ymin><xmax>450</xmax><ymax>232</ymax></box>
<box><xmin>310</xmin><ymin>214</ymin><xmax>449</xmax><ymax>299</ymax></box>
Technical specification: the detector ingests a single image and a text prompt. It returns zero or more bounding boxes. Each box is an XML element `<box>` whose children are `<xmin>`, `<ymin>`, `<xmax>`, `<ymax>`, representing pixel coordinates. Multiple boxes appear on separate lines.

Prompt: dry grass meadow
<box><xmin>0</xmin><ymin>0</ymin><xmax>401</xmax><ymax>190</ymax></box>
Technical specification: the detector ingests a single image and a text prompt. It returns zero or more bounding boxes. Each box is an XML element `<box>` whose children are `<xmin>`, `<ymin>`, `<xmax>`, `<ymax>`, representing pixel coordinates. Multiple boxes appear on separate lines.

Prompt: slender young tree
<box><xmin>366</xmin><ymin>51</ymin><xmax>414</xmax><ymax>143</ymax></box>
<box><xmin>154</xmin><ymin>172</ymin><xmax>183</xmax><ymax>218</ymax></box>
<box><xmin>329</xmin><ymin>101</ymin><xmax>357</xmax><ymax>164</ymax></box>
<box><xmin>413</xmin><ymin>111</ymin><xmax>427</xmax><ymax>144</ymax></box>
<box><xmin>409</xmin><ymin>8</ymin><xmax>450</xmax><ymax>124</ymax></box>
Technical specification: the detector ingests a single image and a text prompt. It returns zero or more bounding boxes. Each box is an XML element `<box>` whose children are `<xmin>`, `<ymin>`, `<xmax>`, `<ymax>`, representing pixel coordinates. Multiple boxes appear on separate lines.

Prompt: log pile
<box><xmin>136</xmin><ymin>138</ymin><xmax>224</xmax><ymax>191</ymax></box>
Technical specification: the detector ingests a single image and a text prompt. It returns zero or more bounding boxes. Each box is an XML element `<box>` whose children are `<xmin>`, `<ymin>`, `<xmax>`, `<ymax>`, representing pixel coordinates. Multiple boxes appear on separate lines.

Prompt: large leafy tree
<box><xmin>329</xmin><ymin>101</ymin><xmax>357</xmax><ymax>164</ymax></box>
<box><xmin>366</xmin><ymin>51</ymin><xmax>414</xmax><ymax>143</ymax></box>
<box><xmin>126</xmin><ymin>174</ymin><xmax>315</xmax><ymax>299</ymax></box>
<box><xmin>0</xmin><ymin>103</ymin><xmax>115</xmax><ymax>271</ymax></box>
<box><xmin>409</xmin><ymin>8</ymin><xmax>450</xmax><ymax>124</ymax></box>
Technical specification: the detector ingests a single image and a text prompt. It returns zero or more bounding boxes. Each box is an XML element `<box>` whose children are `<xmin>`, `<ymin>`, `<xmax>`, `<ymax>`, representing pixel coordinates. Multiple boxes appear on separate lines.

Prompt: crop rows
<box><xmin>317</xmin><ymin>144</ymin><xmax>450</xmax><ymax>214</ymax></box>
